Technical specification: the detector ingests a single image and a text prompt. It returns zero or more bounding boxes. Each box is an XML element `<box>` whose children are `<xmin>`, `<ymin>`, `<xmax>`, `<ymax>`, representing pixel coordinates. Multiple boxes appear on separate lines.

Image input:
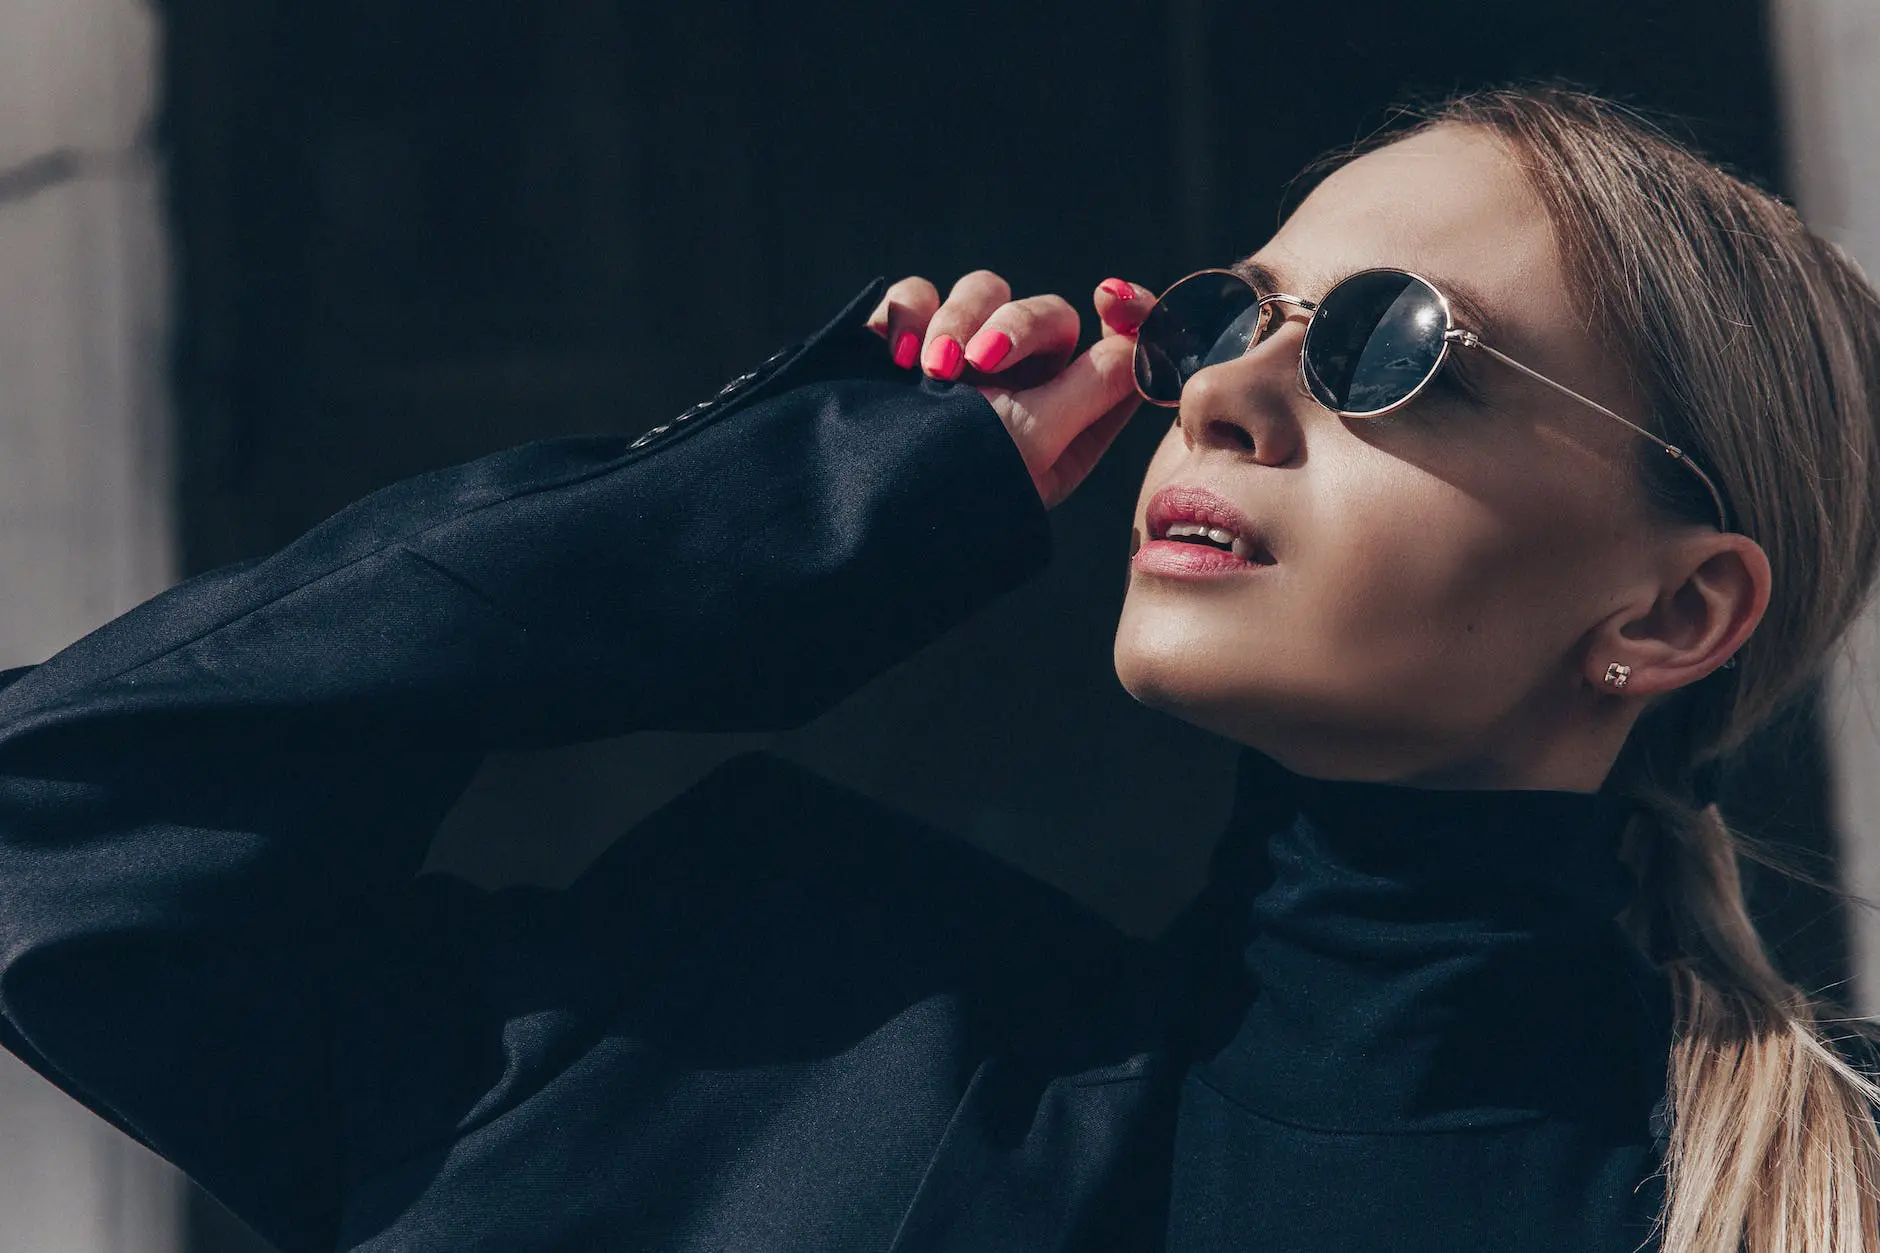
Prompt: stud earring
<box><xmin>1603</xmin><ymin>662</ymin><xmax>1632</xmax><ymax>690</ymax></box>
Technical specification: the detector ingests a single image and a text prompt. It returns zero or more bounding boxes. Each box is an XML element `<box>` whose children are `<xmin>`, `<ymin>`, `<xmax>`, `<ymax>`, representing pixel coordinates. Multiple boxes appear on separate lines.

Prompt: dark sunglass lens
<box><xmin>1135</xmin><ymin>272</ymin><xmax>1266</xmax><ymax>403</ymax></box>
<box><xmin>1302</xmin><ymin>271</ymin><xmax>1449</xmax><ymax>415</ymax></box>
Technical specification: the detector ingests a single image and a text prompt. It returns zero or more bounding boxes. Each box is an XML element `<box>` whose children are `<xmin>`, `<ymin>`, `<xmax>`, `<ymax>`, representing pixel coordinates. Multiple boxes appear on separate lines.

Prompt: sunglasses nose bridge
<box><xmin>1241</xmin><ymin>300</ymin><xmax>1313</xmax><ymax>370</ymax></box>
<box><xmin>1241</xmin><ymin>294</ymin><xmax>1317</xmax><ymax>374</ymax></box>
<box><xmin>1236</xmin><ymin>291</ymin><xmax>1309</xmax><ymax>338</ymax></box>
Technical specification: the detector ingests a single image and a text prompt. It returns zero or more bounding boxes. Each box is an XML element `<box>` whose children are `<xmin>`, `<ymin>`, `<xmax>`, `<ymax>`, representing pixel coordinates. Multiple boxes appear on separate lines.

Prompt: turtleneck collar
<box><xmin>1169</xmin><ymin>746</ymin><xmax>1671</xmax><ymax>1136</ymax></box>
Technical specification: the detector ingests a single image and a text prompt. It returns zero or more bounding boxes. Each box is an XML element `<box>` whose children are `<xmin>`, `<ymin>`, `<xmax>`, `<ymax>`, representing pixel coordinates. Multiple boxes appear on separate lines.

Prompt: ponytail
<box><xmin>1617</xmin><ymin>741</ymin><xmax>1880</xmax><ymax>1252</ymax></box>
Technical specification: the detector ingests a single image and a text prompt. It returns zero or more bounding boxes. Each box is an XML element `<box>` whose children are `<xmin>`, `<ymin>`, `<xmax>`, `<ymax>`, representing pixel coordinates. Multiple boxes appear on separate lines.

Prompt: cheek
<box><xmin>1310</xmin><ymin>491</ymin><xmax>1546</xmax><ymax>670</ymax></box>
<box><xmin>1320</xmin><ymin>441</ymin><xmax>1640</xmax><ymax>700</ymax></box>
<box><xmin>1283</xmin><ymin>471</ymin><xmax>1548</xmax><ymax>695</ymax></box>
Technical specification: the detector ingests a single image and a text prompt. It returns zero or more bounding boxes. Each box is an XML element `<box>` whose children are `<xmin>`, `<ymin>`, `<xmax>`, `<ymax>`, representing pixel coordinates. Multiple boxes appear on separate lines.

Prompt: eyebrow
<box><xmin>1229</xmin><ymin>255</ymin><xmax>1500</xmax><ymax>338</ymax></box>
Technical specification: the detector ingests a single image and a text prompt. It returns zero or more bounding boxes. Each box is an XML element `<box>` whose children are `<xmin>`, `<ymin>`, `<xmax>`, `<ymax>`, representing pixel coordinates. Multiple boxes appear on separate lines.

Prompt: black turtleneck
<box><xmin>1164</xmin><ymin>748</ymin><xmax>1674</xmax><ymax>1252</ymax></box>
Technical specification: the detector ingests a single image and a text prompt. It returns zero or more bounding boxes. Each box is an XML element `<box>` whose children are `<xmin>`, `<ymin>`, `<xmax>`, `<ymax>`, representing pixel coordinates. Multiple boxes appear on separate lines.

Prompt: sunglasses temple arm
<box><xmin>1462</xmin><ymin>337</ymin><xmax>1730</xmax><ymax>532</ymax></box>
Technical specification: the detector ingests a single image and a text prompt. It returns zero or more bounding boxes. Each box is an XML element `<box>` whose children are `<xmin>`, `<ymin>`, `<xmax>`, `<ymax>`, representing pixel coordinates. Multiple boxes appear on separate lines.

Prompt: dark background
<box><xmin>150</xmin><ymin>2</ymin><xmax>1838</xmax><ymax>1247</ymax></box>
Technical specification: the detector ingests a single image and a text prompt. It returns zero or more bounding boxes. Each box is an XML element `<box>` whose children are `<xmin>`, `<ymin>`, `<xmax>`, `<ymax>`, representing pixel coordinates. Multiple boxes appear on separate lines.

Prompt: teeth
<box><xmin>1164</xmin><ymin>520</ymin><xmax>1263</xmax><ymax>561</ymax></box>
<box><xmin>1165</xmin><ymin>522</ymin><xmax>1239</xmax><ymax>544</ymax></box>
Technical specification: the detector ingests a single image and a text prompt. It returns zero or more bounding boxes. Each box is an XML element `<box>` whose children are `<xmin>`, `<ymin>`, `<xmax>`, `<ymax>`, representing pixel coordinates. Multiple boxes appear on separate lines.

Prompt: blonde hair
<box><xmin>1387</xmin><ymin>86</ymin><xmax>1880</xmax><ymax>1251</ymax></box>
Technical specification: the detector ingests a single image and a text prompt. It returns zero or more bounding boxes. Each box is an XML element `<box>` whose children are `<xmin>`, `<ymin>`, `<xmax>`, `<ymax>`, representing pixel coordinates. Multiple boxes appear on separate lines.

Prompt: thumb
<box><xmin>1039</xmin><ymin>386</ymin><xmax>1144</xmax><ymax>509</ymax></box>
<box><xmin>999</xmin><ymin>333</ymin><xmax>1139</xmax><ymax>469</ymax></box>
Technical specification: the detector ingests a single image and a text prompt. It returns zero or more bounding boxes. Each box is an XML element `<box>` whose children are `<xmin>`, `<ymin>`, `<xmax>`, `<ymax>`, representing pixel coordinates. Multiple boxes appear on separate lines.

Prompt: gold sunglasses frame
<box><xmin>1134</xmin><ymin>266</ymin><xmax>1731</xmax><ymax>534</ymax></box>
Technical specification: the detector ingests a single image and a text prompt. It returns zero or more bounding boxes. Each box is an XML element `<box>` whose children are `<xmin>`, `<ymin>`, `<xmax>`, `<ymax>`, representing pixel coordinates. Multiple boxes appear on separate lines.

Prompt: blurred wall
<box><xmin>0</xmin><ymin>0</ymin><xmax>185</xmax><ymax>1250</ymax></box>
<box><xmin>1769</xmin><ymin>0</ymin><xmax>1880</xmax><ymax>1015</ymax></box>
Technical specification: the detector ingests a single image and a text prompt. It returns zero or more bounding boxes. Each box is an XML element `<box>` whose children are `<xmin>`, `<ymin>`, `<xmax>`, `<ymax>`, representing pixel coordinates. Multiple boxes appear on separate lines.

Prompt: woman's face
<box><xmin>1114</xmin><ymin>125</ymin><xmax>1665</xmax><ymax>788</ymax></box>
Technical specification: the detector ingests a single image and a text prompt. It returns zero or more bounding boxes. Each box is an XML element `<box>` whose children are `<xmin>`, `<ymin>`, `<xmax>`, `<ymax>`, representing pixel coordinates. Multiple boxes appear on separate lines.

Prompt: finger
<box><xmin>961</xmin><ymin>294</ymin><xmax>1079</xmax><ymax>376</ymax></box>
<box><xmin>1094</xmin><ymin>277</ymin><xmax>1153</xmax><ymax>340</ymax></box>
<box><xmin>923</xmin><ymin>270</ymin><xmax>1013</xmax><ymax>381</ymax></box>
<box><xmin>865</xmin><ymin>277</ymin><xmax>940</xmax><ymax>370</ymax></box>
<box><xmin>1005</xmin><ymin>333</ymin><xmax>1139</xmax><ymax>466</ymax></box>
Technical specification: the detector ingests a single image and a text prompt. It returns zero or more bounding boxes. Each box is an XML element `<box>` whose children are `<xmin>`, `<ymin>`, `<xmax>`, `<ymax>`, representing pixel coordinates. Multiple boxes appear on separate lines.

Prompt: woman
<box><xmin>0</xmin><ymin>85</ymin><xmax>1871</xmax><ymax>1252</ymax></box>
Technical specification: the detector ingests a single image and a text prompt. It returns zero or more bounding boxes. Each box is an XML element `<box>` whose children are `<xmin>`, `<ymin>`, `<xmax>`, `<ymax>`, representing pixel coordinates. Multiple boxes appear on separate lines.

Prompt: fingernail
<box><xmin>964</xmin><ymin>329</ymin><xmax>1012</xmax><ymax>372</ymax></box>
<box><xmin>1101</xmin><ymin>278</ymin><xmax>1135</xmax><ymax>302</ymax></box>
<box><xmin>924</xmin><ymin>335</ymin><xmax>964</xmax><ymax>380</ymax></box>
<box><xmin>892</xmin><ymin>330</ymin><xmax>920</xmax><ymax>370</ymax></box>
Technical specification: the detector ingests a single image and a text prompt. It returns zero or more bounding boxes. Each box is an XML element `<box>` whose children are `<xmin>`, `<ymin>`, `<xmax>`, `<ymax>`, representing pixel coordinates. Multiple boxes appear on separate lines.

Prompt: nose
<box><xmin>1173</xmin><ymin>327</ymin><xmax>1306</xmax><ymax>466</ymax></box>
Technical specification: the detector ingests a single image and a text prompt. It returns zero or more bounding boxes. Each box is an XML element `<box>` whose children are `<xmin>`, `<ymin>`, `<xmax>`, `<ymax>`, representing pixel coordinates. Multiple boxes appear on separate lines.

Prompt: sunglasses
<box><xmin>1132</xmin><ymin>266</ymin><xmax>1730</xmax><ymax>533</ymax></box>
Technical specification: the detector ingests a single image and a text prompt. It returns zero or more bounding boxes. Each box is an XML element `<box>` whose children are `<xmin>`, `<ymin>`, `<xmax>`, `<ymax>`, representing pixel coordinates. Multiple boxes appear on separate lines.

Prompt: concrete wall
<box><xmin>1768</xmin><ymin>0</ymin><xmax>1880</xmax><ymax>1016</ymax></box>
<box><xmin>0</xmin><ymin>0</ymin><xmax>185</xmax><ymax>1248</ymax></box>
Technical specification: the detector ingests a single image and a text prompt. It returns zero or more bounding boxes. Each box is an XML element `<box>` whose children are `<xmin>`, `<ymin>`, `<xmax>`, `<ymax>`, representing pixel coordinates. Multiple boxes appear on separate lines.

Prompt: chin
<box><xmin>1114</xmin><ymin>616</ymin><xmax>1258</xmax><ymax>738</ymax></box>
<box><xmin>1111</xmin><ymin>612</ymin><xmax>1355</xmax><ymax>771</ymax></box>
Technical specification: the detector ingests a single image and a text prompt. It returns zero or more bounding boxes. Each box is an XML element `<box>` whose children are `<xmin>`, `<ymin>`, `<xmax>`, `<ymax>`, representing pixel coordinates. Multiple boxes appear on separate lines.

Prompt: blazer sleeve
<box><xmin>0</xmin><ymin>279</ymin><xmax>1054</xmax><ymax>1251</ymax></box>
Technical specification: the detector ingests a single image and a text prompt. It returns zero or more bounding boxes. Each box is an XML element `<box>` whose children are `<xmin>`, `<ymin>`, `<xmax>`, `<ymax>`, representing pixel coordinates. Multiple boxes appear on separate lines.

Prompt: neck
<box><xmin>1234</xmin><ymin>686</ymin><xmax>1634</xmax><ymax>793</ymax></box>
<box><xmin>1177</xmin><ymin>747</ymin><xmax>1670</xmax><ymax>1135</ymax></box>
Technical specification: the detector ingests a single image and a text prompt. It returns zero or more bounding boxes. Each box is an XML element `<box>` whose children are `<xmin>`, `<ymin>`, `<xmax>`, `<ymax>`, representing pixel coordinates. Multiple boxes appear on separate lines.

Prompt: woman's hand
<box><xmin>866</xmin><ymin>271</ymin><xmax>1154</xmax><ymax>509</ymax></box>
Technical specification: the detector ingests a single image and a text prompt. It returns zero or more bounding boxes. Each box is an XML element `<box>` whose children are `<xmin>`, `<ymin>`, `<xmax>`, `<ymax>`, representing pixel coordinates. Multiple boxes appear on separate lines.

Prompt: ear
<box><xmin>1584</xmin><ymin>532</ymin><xmax>1770</xmax><ymax>697</ymax></box>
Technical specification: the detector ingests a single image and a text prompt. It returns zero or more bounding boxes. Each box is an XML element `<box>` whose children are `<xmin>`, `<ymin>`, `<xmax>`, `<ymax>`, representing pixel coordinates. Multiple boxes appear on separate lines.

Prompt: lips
<box><xmin>1144</xmin><ymin>484</ymin><xmax>1275</xmax><ymax>563</ymax></box>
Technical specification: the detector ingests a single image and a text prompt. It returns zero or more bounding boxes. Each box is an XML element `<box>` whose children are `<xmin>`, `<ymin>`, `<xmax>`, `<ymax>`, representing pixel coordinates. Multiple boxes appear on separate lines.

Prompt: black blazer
<box><xmin>0</xmin><ymin>280</ymin><xmax>1223</xmax><ymax>1251</ymax></box>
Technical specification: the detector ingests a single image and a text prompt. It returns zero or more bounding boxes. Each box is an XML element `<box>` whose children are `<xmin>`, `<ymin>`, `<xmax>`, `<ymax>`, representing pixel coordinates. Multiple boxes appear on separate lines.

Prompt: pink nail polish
<box><xmin>925</xmin><ymin>336</ymin><xmax>964</xmax><ymax>380</ymax></box>
<box><xmin>965</xmin><ymin>329</ymin><xmax>1013</xmax><ymax>372</ymax></box>
<box><xmin>893</xmin><ymin>331</ymin><xmax>920</xmax><ymax>369</ymax></box>
<box><xmin>1101</xmin><ymin>278</ymin><xmax>1135</xmax><ymax>302</ymax></box>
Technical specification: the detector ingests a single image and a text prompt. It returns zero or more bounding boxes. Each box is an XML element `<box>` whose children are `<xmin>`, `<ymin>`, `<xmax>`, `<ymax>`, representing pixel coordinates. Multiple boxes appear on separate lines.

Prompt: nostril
<box><xmin>1208</xmin><ymin>419</ymin><xmax>1256</xmax><ymax>451</ymax></box>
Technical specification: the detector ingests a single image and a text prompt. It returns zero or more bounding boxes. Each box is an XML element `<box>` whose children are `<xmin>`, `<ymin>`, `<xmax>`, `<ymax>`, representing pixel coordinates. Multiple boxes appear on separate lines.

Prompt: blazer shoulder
<box><xmin>553</xmin><ymin>751</ymin><xmax>1153</xmax><ymax>1073</ymax></box>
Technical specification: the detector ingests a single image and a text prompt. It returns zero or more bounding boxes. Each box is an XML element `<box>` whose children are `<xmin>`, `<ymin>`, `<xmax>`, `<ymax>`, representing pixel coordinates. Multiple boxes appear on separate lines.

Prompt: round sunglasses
<box><xmin>1132</xmin><ymin>266</ymin><xmax>1730</xmax><ymax>533</ymax></box>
